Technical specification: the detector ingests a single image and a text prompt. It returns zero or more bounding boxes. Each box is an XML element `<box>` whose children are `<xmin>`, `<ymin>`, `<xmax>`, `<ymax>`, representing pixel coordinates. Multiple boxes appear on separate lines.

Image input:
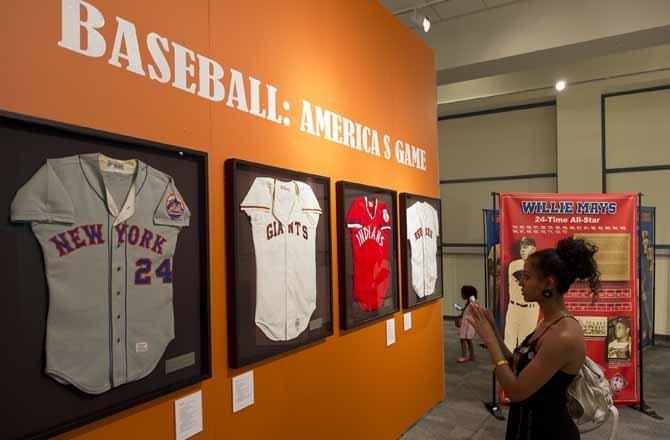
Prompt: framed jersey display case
<box><xmin>336</xmin><ymin>181</ymin><xmax>399</xmax><ymax>330</ymax></box>
<box><xmin>400</xmin><ymin>193</ymin><xmax>444</xmax><ymax>309</ymax></box>
<box><xmin>226</xmin><ymin>159</ymin><xmax>334</xmax><ymax>368</ymax></box>
<box><xmin>1</xmin><ymin>110</ymin><xmax>211</xmax><ymax>440</ymax></box>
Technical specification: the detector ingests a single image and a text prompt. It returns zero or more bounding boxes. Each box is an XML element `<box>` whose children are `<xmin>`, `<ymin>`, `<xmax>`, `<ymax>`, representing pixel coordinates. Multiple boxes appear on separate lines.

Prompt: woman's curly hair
<box><xmin>528</xmin><ymin>237</ymin><xmax>601</xmax><ymax>298</ymax></box>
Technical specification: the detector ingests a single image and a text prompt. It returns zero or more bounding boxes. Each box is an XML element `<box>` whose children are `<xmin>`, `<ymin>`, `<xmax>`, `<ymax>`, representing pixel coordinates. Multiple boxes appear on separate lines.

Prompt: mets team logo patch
<box><xmin>166</xmin><ymin>193</ymin><xmax>185</xmax><ymax>220</ymax></box>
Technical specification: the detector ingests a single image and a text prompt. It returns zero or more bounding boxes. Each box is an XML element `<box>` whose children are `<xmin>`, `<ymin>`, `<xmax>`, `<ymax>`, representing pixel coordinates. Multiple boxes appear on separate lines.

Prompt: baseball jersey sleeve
<box><xmin>380</xmin><ymin>201</ymin><xmax>392</xmax><ymax>231</ymax></box>
<box><xmin>406</xmin><ymin>204</ymin><xmax>417</xmax><ymax>242</ymax></box>
<box><xmin>10</xmin><ymin>160</ymin><xmax>75</xmax><ymax>224</ymax></box>
<box><xmin>345</xmin><ymin>199</ymin><xmax>363</xmax><ymax>229</ymax></box>
<box><xmin>240</xmin><ymin>177</ymin><xmax>272</xmax><ymax>224</ymax></box>
<box><xmin>433</xmin><ymin>205</ymin><xmax>440</xmax><ymax>237</ymax></box>
<box><xmin>154</xmin><ymin>178</ymin><xmax>190</xmax><ymax>227</ymax></box>
<box><xmin>298</xmin><ymin>182</ymin><xmax>321</xmax><ymax>227</ymax></box>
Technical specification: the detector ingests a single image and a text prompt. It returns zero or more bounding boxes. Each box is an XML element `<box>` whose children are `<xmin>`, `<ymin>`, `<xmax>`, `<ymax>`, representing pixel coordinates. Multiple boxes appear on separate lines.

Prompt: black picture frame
<box><xmin>400</xmin><ymin>193</ymin><xmax>444</xmax><ymax>310</ymax></box>
<box><xmin>336</xmin><ymin>181</ymin><xmax>399</xmax><ymax>330</ymax></box>
<box><xmin>0</xmin><ymin>110</ymin><xmax>211</xmax><ymax>440</ymax></box>
<box><xmin>607</xmin><ymin>316</ymin><xmax>633</xmax><ymax>363</ymax></box>
<box><xmin>226</xmin><ymin>159</ymin><xmax>334</xmax><ymax>368</ymax></box>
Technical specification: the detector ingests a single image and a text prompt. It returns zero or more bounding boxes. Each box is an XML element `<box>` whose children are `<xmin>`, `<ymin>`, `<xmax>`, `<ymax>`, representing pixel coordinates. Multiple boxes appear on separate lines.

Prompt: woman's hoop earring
<box><xmin>542</xmin><ymin>289</ymin><xmax>553</xmax><ymax>298</ymax></box>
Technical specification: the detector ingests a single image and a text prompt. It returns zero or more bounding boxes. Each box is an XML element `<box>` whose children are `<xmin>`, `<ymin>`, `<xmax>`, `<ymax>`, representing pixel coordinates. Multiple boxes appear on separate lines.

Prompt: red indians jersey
<box><xmin>346</xmin><ymin>197</ymin><xmax>392</xmax><ymax>311</ymax></box>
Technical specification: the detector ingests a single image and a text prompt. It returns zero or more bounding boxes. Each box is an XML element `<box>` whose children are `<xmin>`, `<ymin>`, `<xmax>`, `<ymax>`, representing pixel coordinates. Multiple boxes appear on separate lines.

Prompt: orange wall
<box><xmin>1</xmin><ymin>1</ymin><xmax>442</xmax><ymax>438</ymax></box>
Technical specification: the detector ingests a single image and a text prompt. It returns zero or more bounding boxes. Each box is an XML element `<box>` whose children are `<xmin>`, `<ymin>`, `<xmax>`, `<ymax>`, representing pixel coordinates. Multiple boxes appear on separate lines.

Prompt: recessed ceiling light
<box><xmin>555</xmin><ymin>80</ymin><xmax>567</xmax><ymax>92</ymax></box>
<box><xmin>412</xmin><ymin>9</ymin><xmax>431</xmax><ymax>33</ymax></box>
<box><xmin>422</xmin><ymin>16</ymin><xmax>431</xmax><ymax>32</ymax></box>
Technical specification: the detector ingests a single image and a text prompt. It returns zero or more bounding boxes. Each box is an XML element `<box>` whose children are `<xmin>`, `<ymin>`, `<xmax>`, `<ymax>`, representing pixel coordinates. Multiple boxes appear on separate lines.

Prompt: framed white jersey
<box><xmin>227</xmin><ymin>159</ymin><xmax>333</xmax><ymax>368</ymax></box>
<box><xmin>400</xmin><ymin>194</ymin><xmax>444</xmax><ymax>309</ymax></box>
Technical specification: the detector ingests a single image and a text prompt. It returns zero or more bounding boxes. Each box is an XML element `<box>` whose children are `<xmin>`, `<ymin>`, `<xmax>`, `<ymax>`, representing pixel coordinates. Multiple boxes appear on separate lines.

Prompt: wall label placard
<box><xmin>57</xmin><ymin>0</ymin><xmax>428</xmax><ymax>171</ymax></box>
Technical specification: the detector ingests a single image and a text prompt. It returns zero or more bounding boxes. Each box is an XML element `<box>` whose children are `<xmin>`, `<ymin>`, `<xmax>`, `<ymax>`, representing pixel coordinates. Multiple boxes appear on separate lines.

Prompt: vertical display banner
<box><xmin>500</xmin><ymin>193</ymin><xmax>639</xmax><ymax>405</ymax></box>
<box><xmin>639</xmin><ymin>207</ymin><xmax>656</xmax><ymax>348</ymax></box>
<box><xmin>483</xmin><ymin>209</ymin><xmax>501</xmax><ymax>323</ymax></box>
<box><xmin>484</xmin><ymin>208</ymin><xmax>505</xmax><ymax>417</ymax></box>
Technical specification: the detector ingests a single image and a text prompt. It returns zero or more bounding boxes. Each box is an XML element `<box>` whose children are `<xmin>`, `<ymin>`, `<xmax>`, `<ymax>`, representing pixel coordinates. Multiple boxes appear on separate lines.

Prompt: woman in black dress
<box><xmin>469</xmin><ymin>237</ymin><xmax>600</xmax><ymax>440</ymax></box>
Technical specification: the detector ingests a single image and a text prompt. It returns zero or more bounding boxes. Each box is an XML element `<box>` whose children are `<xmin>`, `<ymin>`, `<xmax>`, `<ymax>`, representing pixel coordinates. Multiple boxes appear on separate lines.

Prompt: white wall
<box><xmin>439</xmin><ymin>45</ymin><xmax>670</xmax><ymax>333</ymax></box>
<box><xmin>437</xmin><ymin>44</ymin><xmax>670</xmax><ymax>106</ymax></box>
<box><xmin>441</xmin><ymin>178</ymin><xmax>556</xmax><ymax>244</ymax></box>
<box><xmin>439</xmin><ymin>106</ymin><xmax>557</xmax><ymax>179</ymax></box>
<box><xmin>655</xmin><ymin>255</ymin><xmax>670</xmax><ymax>336</ymax></box>
<box><xmin>556</xmin><ymin>74</ymin><xmax>670</xmax><ymax>193</ymax></box>
<box><xmin>438</xmin><ymin>105</ymin><xmax>557</xmax><ymax>315</ymax></box>
<box><xmin>442</xmin><ymin>253</ymin><xmax>485</xmax><ymax>317</ymax></box>
<box><xmin>606</xmin><ymin>89</ymin><xmax>670</xmax><ymax>168</ymax></box>
<box><xmin>604</xmin><ymin>89</ymin><xmax>670</xmax><ymax>334</ymax></box>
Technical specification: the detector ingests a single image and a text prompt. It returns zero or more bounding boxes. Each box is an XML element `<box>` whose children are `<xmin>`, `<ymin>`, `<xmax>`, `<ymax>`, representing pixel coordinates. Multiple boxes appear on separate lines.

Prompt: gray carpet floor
<box><xmin>401</xmin><ymin>321</ymin><xmax>670</xmax><ymax>439</ymax></box>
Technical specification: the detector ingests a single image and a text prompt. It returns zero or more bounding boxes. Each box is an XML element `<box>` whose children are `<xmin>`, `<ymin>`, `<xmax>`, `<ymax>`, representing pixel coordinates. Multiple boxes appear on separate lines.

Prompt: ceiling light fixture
<box><xmin>422</xmin><ymin>16</ymin><xmax>431</xmax><ymax>32</ymax></box>
<box><xmin>555</xmin><ymin>80</ymin><xmax>567</xmax><ymax>92</ymax></box>
<box><xmin>413</xmin><ymin>9</ymin><xmax>431</xmax><ymax>33</ymax></box>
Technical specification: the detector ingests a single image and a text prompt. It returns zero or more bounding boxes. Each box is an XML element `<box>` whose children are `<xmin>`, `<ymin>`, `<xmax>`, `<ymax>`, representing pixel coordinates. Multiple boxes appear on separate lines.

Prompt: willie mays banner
<box><xmin>640</xmin><ymin>206</ymin><xmax>656</xmax><ymax>348</ymax></box>
<box><xmin>500</xmin><ymin>193</ymin><xmax>639</xmax><ymax>405</ymax></box>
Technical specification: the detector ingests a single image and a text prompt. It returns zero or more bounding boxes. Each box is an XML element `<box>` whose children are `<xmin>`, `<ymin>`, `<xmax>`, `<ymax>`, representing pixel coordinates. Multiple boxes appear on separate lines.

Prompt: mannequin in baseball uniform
<box><xmin>504</xmin><ymin>237</ymin><xmax>540</xmax><ymax>349</ymax></box>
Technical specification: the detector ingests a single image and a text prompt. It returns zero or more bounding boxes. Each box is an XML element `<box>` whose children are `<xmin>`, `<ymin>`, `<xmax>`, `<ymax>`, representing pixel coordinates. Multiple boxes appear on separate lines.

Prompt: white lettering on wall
<box><xmin>171</xmin><ymin>42</ymin><xmax>197</xmax><ymax>94</ymax></box>
<box><xmin>248</xmin><ymin>77</ymin><xmax>267</xmax><ymax>119</ymax></box>
<box><xmin>147</xmin><ymin>32</ymin><xmax>171</xmax><ymax>83</ymax></box>
<box><xmin>108</xmin><ymin>17</ymin><xmax>146</xmax><ymax>76</ymax></box>
<box><xmin>226</xmin><ymin>69</ymin><xmax>248</xmax><ymax>110</ymax></box>
<box><xmin>265</xmin><ymin>84</ymin><xmax>282</xmax><ymax>124</ymax></box>
<box><xmin>197</xmin><ymin>54</ymin><xmax>225</xmax><ymax>102</ymax></box>
<box><xmin>56</xmin><ymin>0</ymin><xmax>428</xmax><ymax>171</ymax></box>
<box><xmin>58</xmin><ymin>0</ymin><xmax>106</xmax><ymax>57</ymax></box>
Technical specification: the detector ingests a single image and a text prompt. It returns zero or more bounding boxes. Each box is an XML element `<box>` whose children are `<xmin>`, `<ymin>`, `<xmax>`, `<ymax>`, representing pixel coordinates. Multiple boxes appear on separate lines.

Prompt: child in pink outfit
<box><xmin>456</xmin><ymin>285</ymin><xmax>477</xmax><ymax>363</ymax></box>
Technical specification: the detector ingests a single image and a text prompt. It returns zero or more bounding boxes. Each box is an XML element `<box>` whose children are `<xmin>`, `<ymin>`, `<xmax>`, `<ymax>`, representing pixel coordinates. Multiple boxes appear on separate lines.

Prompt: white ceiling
<box><xmin>379</xmin><ymin>0</ymin><xmax>520</xmax><ymax>30</ymax></box>
<box><xmin>378</xmin><ymin>0</ymin><xmax>670</xmax><ymax>89</ymax></box>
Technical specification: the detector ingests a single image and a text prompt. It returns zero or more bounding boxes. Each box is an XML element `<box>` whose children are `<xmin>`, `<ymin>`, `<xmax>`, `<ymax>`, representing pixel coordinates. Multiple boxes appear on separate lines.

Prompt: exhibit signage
<box><xmin>639</xmin><ymin>206</ymin><xmax>655</xmax><ymax>348</ymax></box>
<box><xmin>500</xmin><ymin>193</ymin><xmax>639</xmax><ymax>405</ymax></box>
<box><xmin>483</xmin><ymin>209</ymin><xmax>500</xmax><ymax>318</ymax></box>
<box><xmin>56</xmin><ymin>0</ymin><xmax>428</xmax><ymax>171</ymax></box>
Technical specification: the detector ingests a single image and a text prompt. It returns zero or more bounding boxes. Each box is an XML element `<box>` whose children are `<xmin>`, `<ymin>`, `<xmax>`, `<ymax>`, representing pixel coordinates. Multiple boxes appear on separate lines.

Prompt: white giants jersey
<box><xmin>241</xmin><ymin>177</ymin><xmax>321</xmax><ymax>341</ymax></box>
<box><xmin>406</xmin><ymin>202</ymin><xmax>439</xmax><ymax>298</ymax></box>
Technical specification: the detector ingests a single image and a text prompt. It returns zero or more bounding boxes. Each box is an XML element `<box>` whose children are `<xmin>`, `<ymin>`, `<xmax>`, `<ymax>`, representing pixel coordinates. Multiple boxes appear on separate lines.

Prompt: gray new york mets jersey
<box><xmin>11</xmin><ymin>153</ymin><xmax>189</xmax><ymax>394</ymax></box>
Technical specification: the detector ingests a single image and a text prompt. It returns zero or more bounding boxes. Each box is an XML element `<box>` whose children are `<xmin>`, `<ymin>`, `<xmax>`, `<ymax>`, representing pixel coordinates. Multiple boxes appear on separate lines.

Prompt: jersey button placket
<box><xmin>422</xmin><ymin>222</ymin><xmax>427</xmax><ymax>297</ymax></box>
<box><xmin>112</xmin><ymin>236</ymin><xmax>126</xmax><ymax>386</ymax></box>
<box><xmin>283</xmin><ymin>226</ymin><xmax>288</xmax><ymax>340</ymax></box>
<box><xmin>286</xmin><ymin>229</ymin><xmax>296</xmax><ymax>340</ymax></box>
